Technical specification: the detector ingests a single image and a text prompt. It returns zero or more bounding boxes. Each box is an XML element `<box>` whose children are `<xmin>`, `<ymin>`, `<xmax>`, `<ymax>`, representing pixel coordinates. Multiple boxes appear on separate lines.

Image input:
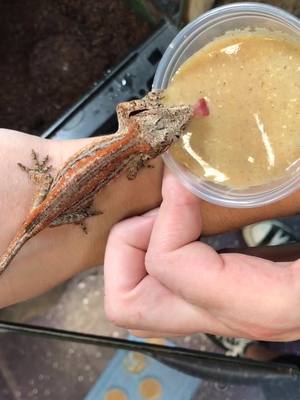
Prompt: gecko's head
<box><xmin>132</xmin><ymin>101</ymin><xmax>193</xmax><ymax>149</ymax></box>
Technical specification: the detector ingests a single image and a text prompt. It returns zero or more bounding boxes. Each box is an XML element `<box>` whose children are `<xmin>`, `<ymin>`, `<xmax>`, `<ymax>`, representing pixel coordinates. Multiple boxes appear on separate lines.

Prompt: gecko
<box><xmin>0</xmin><ymin>90</ymin><xmax>193</xmax><ymax>275</ymax></box>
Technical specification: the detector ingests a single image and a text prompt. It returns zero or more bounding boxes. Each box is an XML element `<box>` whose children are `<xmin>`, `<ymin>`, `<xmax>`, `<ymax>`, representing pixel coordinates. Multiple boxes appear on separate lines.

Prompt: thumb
<box><xmin>148</xmin><ymin>168</ymin><xmax>202</xmax><ymax>253</ymax></box>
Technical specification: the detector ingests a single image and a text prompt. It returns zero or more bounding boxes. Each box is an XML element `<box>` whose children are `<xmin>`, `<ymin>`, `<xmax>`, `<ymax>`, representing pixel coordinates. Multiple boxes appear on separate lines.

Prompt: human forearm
<box><xmin>201</xmin><ymin>194</ymin><xmax>300</xmax><ymax>236</ymax></box>
<box><xmin>0</xmin><ymin>130</ymin><xmax>163</xmax><ymax>307</ymax></box>
<box><xmin>1</xmin><ymin>128</ymin><xmax>300</xmax><ymax>308</ymax></box>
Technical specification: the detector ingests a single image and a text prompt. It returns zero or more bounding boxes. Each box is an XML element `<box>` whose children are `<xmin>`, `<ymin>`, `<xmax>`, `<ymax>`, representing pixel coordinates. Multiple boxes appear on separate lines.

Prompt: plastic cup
<box><xmin>153</xmin><ymin>2</ymin><xmax>300</xmax><ymax>208</ymax></box>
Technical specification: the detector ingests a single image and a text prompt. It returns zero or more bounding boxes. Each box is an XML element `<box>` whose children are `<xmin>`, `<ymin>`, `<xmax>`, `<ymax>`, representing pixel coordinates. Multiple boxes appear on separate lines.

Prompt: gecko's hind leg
<box><xmin>50</xmin><ymin>208</ymin><xmax>103</xmax><ymax>234</ymax></box>
<box><xmin>18</xmin><ymin>150</ymin><xmax>53</xmax><ymax>210</ymax></box>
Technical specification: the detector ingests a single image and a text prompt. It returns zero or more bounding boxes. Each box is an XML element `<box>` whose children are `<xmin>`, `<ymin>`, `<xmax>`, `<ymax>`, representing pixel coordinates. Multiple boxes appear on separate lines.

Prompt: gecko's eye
<box><xmin>175</xmin><ymin>134</ymin><xmax>180</xmax><ymax>138</ymax></box>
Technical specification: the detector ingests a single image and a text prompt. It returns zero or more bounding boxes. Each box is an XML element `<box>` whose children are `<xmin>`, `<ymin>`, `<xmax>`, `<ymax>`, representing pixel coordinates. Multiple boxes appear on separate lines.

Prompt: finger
<box><xmin>104</xmin><ymin>213</ymin><xmax>155</xmax><ymax>295</ymax></box>
<box><xmin>144</xmin><ymin>172</ymin><xmax>297</xmax><ymax>337</ymax></box>
<box><xmin>148</xmin><ymin>168</ymin><xmax>202</xmax><ymax>253</ymax></box>
<box><xmin>146</xmin><ymin>168</ymin><xmax>222</xmax><ymax>289</ymax></box>
<box><xmin>147</xmin><ymin>241</ymin><xmax>296</xmax><ymax>337</ymax></box>
<box><xmin>104</xmin><ymin>211</ymin><xmax>239</xmax><ymax>337</ymax></box>
<box><xmin>107</xmin><ymin>269</ymin><xmax>239</xmax><ymax>337</ymax></box>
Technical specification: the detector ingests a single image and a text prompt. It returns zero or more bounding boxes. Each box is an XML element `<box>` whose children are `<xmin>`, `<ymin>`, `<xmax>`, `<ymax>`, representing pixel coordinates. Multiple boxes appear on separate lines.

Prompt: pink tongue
<box><xmin>193</xmin><ymin>98</ymin><xmax>209</xmax><ymax>117</ymax></box>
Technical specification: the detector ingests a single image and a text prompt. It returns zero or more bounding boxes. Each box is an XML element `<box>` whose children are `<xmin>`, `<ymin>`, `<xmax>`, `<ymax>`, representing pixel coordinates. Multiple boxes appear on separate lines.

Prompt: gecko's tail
<box><xmin>0</xmin><ymin>230</ymin><xmax>30</xmax><ymax>276</ymax></box>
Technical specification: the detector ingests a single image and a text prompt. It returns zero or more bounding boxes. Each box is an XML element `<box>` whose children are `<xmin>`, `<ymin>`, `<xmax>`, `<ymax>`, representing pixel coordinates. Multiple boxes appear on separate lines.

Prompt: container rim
<box><xmin>153</xmin><ymin>2</ymin><xmax>300</xmax><ymax>208</ymax></box>
<box><xmin>153</xmin><ymin>2</ymin><xmax>300</xmax><ymax>90</ymax></box>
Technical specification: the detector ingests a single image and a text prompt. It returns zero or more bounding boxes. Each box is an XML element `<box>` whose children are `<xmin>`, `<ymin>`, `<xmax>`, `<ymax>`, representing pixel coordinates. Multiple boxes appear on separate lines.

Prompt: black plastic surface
<box><xmin>42</xmin><ymin>22</ymin><xmax>178</xmax><ymax>140</ymax></box>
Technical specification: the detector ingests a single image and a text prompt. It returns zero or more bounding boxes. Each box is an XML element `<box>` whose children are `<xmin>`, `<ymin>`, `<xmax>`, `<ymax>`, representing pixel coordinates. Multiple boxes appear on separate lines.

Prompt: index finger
<box><xmin>104</xmin><ymin>214</ymin><xmax>155</xmax><ymax>294</ymax></box>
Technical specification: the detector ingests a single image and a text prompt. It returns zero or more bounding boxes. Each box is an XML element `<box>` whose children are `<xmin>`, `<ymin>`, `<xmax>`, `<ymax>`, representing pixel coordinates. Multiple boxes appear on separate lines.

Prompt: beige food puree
<box><xmin>164</xmin><ymin>31</ymin><xmax>300</xmax><ymax>189</ymax></box>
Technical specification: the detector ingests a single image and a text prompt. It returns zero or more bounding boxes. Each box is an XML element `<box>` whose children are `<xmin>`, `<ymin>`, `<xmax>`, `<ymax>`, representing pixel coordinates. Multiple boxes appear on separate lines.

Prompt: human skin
<box><xmin>1</xmin><ymin>128</ymin><xmax>300</xmax><ymax>314</ymax></box>
<box><xmin>104</xmin><ymin>170</ymin><xmax>300</xmax><ymax>342</ymax></box>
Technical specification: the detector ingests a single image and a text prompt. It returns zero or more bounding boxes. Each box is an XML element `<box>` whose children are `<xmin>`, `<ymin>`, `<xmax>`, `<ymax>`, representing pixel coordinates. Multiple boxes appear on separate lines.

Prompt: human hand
<box><xmin>1</xmin><ymin>128</ymin><xmax>299</xmax><ymax>317</ymax></box>
<box><xmin>104</xmin><ymin>169</ymin><xmax>300</xmax><ymax>341</ymax></box>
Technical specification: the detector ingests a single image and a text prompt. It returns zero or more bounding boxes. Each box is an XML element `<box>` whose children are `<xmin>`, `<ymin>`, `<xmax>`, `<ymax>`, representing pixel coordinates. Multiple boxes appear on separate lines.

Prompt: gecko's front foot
<box><xmin>18</xmin><ymin>149</ymin><xmax>54</xmax><ymax>210</ymax></box>
<box><xmin>144</xmin><ymin>90</ymin><xmax>165</xmax><ymax>108</ymax></box>
<box><xmin>18</xmin><ymin>149</ymin><xmax>52</xmax><ymax>185</ymax></box>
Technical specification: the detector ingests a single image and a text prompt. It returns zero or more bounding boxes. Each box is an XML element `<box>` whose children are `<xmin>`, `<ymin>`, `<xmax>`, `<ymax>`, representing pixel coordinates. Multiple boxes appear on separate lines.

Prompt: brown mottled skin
<box><xmin>0</xmin><ymin>91</ymin><xmax>193</xmax><ymax>275</ymax></box>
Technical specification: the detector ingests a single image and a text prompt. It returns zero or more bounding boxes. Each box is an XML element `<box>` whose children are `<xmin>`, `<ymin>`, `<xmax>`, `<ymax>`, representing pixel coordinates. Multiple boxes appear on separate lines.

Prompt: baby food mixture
<box><xmin>164</xmin><ymin>31</ymin><xmax>300</xmax><ymax>189</ymax></box>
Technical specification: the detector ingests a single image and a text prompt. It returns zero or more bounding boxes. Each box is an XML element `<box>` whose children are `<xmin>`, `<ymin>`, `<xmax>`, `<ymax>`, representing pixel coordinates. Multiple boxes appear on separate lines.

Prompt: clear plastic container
<box><xmin>153</xmin><ymin>2</ymin><xmax>300</xmax><ymax>208</ymax></box>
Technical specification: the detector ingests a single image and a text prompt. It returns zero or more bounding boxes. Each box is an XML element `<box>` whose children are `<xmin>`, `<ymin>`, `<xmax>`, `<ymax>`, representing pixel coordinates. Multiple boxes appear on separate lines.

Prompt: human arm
<box><xmin>0</xmin><ymin>129</ymin><xmax>163</xmax><ymax>308</ymax></box>
<box><xmin>1</xmin><ymin>128</ymin><xmax>300</xmax><ymax>310</ymax></box>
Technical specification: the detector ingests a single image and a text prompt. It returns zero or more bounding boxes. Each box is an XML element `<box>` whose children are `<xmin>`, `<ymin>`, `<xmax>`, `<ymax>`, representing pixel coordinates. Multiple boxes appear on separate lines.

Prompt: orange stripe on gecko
<box><xmin>26</xmin><ymin>130</ymin><xmax>152</xmax><ymax>225</ymax></box>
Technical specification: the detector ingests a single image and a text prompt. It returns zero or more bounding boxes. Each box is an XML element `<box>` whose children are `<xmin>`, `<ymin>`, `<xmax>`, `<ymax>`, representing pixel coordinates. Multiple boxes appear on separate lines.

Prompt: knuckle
<box><xmin>109</xmin><ymin>221</ymin><xmax>128</xmax><ymax>240</ymax></box>
<box><xmin>144</xmin><ymin>250</ymin><xmax>163</xmax><ymax>274</ymax></box>
<box><xmin>108</xmin><ymin>220</ymin><xmax>135</xmax><ymax>247</ymax></box>
<box><xmin>104</xmin><ymin>295</ymin><xmax>143</xmax><ymax>329</ymax></box>
<box><xmin>145</xmin><ymin>250</ymin><xmax>174</xmax><ymax>276</ymax></box>
<box><xmin>104</xmin><ymin>298</ymin><xmax>123</xmax><ymax>326</ymax></box>
<box><xmin>104</xmin><ymin>295</ymin><xmax>130</xmax><ymax>328</ymax></box>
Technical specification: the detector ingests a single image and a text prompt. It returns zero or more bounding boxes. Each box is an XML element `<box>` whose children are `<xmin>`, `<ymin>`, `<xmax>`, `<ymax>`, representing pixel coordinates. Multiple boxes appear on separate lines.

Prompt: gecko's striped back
<box><xmin>0</xmin><ymin>126</ymin><xmax>151</xmax><ymax>275</ymax></box>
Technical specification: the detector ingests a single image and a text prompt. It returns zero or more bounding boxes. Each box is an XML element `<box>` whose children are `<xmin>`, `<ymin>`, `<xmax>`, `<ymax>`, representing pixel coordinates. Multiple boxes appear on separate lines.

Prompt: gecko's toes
<box><xmin>93</xmin><ymin>209</ymin><xmax>103</xmax><ymax>216</ymax></box>
<box><xmin>145</xmin><ymin>90</ymin><xmax>165</xmax><ymax>107</ymax></box>
<box><xmin>17</xmin><ymin>162</ymin><xmax>29</xmax><ymax>172</ymax></box>
<box><xmin>31</xmin><ymin>149</ymin><xmax>39</xmax><ymax>163</ymax></box>
<box><xmin>77</xmin><ymin>221</ymin><xmax>88</xmax><ymax>234</ymax></box>
<box><xmin>18</xmin><ymin>152</ymin><xmax>53</xmax><ymax>183</ymax></box>
<box><xmin>42</xmin><ymin>155</ymin><xmax>49</xmax><ymax>167</ymax></box>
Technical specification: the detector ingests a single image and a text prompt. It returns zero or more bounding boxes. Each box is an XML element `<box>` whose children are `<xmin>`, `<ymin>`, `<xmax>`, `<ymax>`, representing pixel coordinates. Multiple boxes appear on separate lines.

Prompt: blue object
<box><xmin>85</xmin><ymin>338</ymin><xmax>201</xmax><ymax>400</ymax></box>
